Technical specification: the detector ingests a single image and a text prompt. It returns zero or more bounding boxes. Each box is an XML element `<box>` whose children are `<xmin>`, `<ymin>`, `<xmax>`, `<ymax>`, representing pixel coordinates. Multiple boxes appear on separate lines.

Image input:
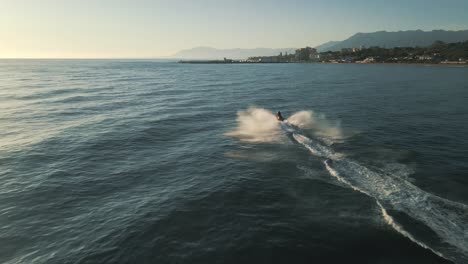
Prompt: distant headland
<box><xmin>175</xmin><ymin>29</ymin><xmax>468</xmax><ymax>60</ymax></box>
<box><xmin>177</xmin><ymin>29</ymin><xmax>468</xmax><ymax>65</ymax></box>
<box><xmin>179</xmin><ymin>40</ymin><xmax>467</xmax><ymax>65</ymax></box>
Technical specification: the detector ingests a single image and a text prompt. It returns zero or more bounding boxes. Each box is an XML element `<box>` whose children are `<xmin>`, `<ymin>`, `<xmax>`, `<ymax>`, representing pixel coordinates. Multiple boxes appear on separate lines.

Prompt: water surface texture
<box><xmin>1</xmin><ymin>60</ymin><xmax>467</xmax><ymax>264</ymax></box>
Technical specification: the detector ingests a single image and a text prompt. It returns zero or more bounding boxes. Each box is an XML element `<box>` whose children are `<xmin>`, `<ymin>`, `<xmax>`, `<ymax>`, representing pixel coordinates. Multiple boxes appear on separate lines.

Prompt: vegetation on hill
<box><xmin>318</xmin><ymin>30</ymin><xmax>468</xmax><ymax>52</ymax></box>
<box><xmin>327</xmin><ymin>40</ymin><xmax>468</xmax><ymax>63</ymax></box>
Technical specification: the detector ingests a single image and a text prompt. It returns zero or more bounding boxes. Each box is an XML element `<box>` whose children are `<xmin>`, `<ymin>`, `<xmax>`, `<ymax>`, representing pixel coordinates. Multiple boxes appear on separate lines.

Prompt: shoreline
<box><xmin>178</xmin><ymin>60</ymin><xmax>468</xmax><ymax>67</ymax></box>
<box><xmin>317</xmin><ymin>62</ymin><xmax>468</xmax><ymax>67</ymax></box>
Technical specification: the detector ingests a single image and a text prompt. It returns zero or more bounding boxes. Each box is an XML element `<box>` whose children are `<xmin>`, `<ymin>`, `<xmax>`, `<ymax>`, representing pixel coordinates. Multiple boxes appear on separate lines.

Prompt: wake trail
<box><xmin>289</xmin><ymin>123</ymin><xmax>468</xmax><ymax>264</ymax></box>
<box><xmin>226</xmin><ymin>107</ymin><xmax>468</xmax><ymax>263</ymax></box>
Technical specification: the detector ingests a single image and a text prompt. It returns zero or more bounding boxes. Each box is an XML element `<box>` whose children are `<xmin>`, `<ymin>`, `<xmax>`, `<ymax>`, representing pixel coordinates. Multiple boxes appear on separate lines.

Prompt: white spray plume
<box><xmin>225</xmin><ymin>107</ymin><xmax>285</xmax><ymax>143</ymax></box>
<box><xmin>287</xmin><ymin>110</ymin><xmax>343</xmax><ymax>140</ymax></box>
<box><xmin>226</xmin><ymin>107</ymin><xmax>343</xmax><ymax>143</ymax></box>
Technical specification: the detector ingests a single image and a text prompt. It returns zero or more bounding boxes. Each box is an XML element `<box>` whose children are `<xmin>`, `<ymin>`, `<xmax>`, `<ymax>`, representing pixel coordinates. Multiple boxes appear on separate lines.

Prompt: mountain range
<box><xmin>317</xmin><ymin>29</ymin><xmax>468</xmax><ymax>52</ymax></box>
<box><xmin>173</xmin><ymin>30</ymin><xmax>468</xmax><ymax>59</ymax></box>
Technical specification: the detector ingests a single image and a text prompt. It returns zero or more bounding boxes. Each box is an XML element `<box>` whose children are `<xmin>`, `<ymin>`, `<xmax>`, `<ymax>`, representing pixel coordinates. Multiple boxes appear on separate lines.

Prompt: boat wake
<box><xmin>227</xmin><ymin>107</ymin><xmax>468</xmax><ymax>264</ymax></box>
<box><xmin>324</xmin><ymin>159</ymin><xmax>468</xmax><ymax>263</ymax></box>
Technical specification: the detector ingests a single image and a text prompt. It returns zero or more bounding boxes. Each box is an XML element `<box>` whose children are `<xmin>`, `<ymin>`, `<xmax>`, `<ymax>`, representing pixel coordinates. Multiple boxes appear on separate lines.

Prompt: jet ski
<box><xmin>276</xmin><ymin>111</ymin><xmax>285</xmax><ymax>121</ymax></box>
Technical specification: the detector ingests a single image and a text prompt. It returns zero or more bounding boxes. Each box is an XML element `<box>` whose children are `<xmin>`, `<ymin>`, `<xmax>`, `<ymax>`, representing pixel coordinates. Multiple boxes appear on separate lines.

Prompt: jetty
<box><xmin>178</xmin><ymin>57</ymin><xmax>289</xmax><ymax>64</ymax></box>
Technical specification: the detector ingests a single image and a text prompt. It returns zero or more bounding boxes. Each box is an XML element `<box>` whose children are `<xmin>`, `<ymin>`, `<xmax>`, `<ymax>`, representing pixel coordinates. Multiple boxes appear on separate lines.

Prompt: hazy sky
<box><xmin>1</xmin><ymin>0</ymin><xmax>468</xmax><ymax>58</ymax></box>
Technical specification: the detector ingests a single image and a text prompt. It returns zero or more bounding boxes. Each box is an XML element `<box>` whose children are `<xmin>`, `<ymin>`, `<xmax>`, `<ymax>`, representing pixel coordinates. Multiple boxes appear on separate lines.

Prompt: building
<box><xmin>295</xmin><ymin>47</ymin><xmax>317</xmax><ymax>61</ymax></box>
<box><xmin>356</xmin><ymin>57</ymin><xmax>376</xmax><ymax>63</ymax></box>
<box><xmin>417</xmin><ymin>55</ymin><xmax>432</xmax><ymax>61</ymax></box>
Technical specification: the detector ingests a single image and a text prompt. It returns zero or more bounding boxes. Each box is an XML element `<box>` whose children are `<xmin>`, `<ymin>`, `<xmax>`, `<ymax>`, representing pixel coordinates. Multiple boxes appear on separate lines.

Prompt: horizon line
<box><xmin>0</xmin><ymin>57</ymin><xmax>175</xmax><ymax>60</ymax></box>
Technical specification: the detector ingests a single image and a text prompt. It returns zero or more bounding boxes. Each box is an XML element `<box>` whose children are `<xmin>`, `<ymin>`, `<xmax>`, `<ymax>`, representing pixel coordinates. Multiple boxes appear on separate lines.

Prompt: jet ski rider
<box><xmin>276</xmin><ymin>111</ymin><xmax>284</xmax><ymax>121</ymax></box>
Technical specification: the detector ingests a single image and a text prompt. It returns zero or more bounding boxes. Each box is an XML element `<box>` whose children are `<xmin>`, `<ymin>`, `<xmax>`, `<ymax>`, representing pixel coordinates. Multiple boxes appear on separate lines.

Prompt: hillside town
<box><xmin>179</xmin><ymin>40</ymin><xmax>468</xmax><ymax>64</ymax></box>
<box><xmin>246</xmin><ymin>40</ymin><xmax>468</xmax><ymax>64</ymax></box>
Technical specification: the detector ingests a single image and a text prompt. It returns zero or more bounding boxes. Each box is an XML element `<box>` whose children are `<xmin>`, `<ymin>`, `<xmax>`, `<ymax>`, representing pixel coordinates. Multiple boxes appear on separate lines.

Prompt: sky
<box><xmin>1</xmin><ymin>0</ymin><xmax>468</xmax><ymax>58</ymax></box>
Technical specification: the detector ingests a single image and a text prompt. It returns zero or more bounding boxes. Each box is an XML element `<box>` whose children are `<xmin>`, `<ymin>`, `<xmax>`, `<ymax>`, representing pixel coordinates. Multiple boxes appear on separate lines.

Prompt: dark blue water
<box><xmin>1</xmin><ymin>60</ymin><xmax>467</xmax><ymax>264</ymax></box>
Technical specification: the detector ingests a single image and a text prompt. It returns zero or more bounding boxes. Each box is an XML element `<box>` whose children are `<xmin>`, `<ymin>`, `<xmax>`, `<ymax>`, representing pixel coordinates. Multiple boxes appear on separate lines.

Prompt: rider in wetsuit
<box><xmin>276</xmin><ymin>111</ymin><xmax>284</xmax><ymax>121</ymax></box>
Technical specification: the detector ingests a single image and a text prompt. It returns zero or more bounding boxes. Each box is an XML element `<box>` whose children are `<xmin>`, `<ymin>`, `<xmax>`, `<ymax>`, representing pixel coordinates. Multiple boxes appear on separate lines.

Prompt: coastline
<box><xmin>317</xmin><ymin>62</ymin><xmax>468</xmax><ymax>67</ymax></box>
<box><xmin>178</xmin><ymin>60</ymin><xmax>468</xmax><ymax>67</ymax></box>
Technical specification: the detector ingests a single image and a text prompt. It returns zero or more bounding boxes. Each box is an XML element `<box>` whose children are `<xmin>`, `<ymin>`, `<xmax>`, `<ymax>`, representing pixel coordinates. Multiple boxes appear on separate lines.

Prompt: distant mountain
<box><xmin>315</xmin><ymin>41</ymin><xmax>340</xmax><ymax>52</ymax></box>
<box><xmin>318</xmin><ymin>30</ymin><xmax>468</xmax><ymax>52</ymax></box>
<box><xmin>173</xmin><ymin>47</ymin><xmax>297</xmax><ymax>59</ymax></box>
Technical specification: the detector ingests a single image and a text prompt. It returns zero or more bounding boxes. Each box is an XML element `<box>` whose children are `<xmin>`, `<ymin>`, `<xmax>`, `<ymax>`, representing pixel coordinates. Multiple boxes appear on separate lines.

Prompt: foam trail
<box><xmin>377</xmin><ymin>201</ymin><xmax>446</xmax><ymax>258</ymax></box>
<box><xmin>324</xmin><ymin>160</ymin><xmax>446</xmax><ymax>259</ymax></box>
<box><xmin>286</xmin><ymin>120</ymin><xmax>467</xmax><ymax>263</ymax></box>
<box><xmin>327</xmin><ymin>159</ymin><xmax>468</xmax><ymax>260</ymax></box>
<box><xmin>227</xmin><ymin>107</ymin><xmax>468</xmax><ymax>262</ymax></box>
<box><xmin>287</xmin><ymin>110</ymin><xmax>343</xmax><ymax>144</ymax></box>
<box><xmin>292</xmin><ymin>133</ymin><xmax>337</xmax><ymax>159</ymax></box>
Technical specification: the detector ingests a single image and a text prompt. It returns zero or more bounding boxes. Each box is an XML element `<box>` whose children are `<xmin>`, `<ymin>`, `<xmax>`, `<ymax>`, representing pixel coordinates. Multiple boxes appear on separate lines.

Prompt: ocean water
<box><xmin>0</xmin><ymin>60</ymin><xmax>467</xmax><ymax>264</ymax></box>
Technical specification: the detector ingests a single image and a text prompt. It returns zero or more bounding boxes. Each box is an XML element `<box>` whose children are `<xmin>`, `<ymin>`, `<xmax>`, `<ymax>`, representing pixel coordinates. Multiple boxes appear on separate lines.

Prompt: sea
<box><xmin>0</xmin><ymin>60</ymin><xmax>467</xmax><ymax>264</ymax></box>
